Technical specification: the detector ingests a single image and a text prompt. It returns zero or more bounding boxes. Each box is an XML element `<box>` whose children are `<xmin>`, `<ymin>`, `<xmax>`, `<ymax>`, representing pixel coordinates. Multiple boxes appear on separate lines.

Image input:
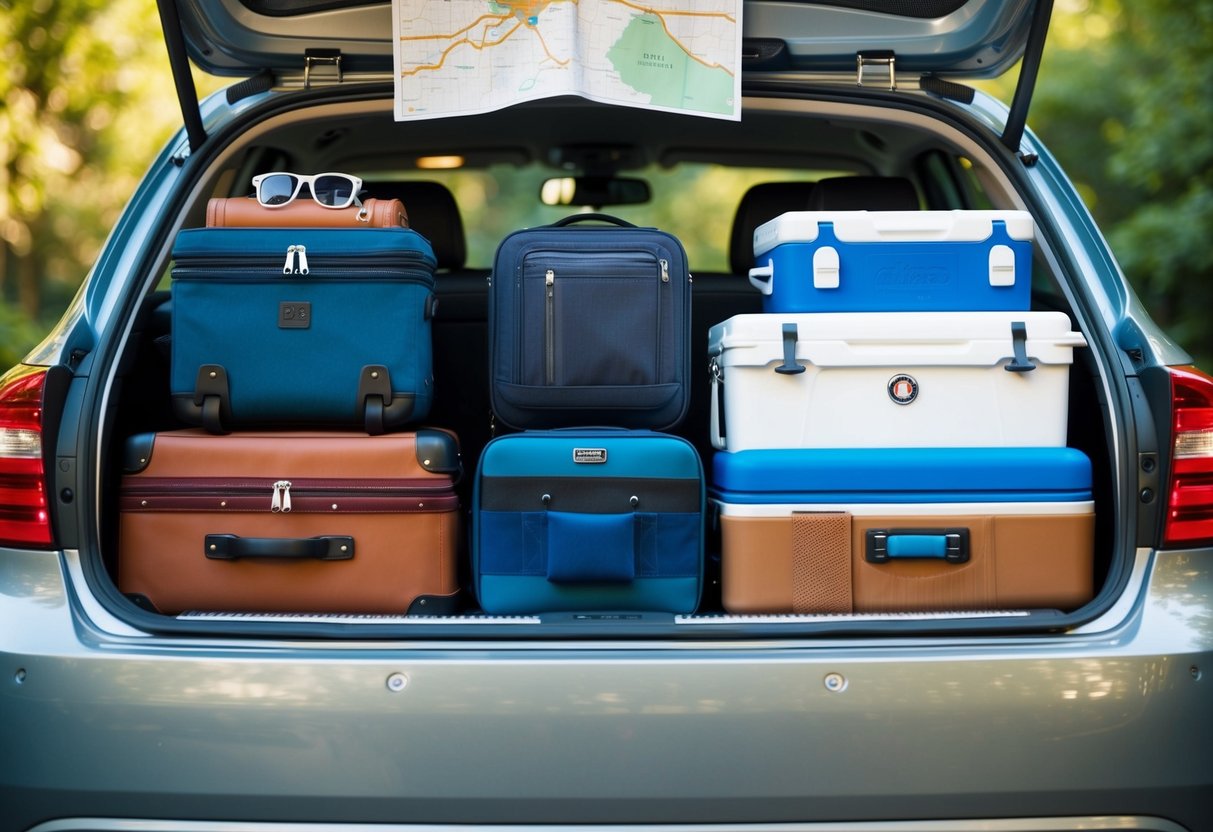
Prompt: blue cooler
<box><xmin>748</xmin><ymin>210</ymin><xmax>1034</xmax><ymax>312</ymax></box>
<box><xmin>711</xmin><ymin>447</ymin><xmax>1095</xmax><ymax>614</ymax></box>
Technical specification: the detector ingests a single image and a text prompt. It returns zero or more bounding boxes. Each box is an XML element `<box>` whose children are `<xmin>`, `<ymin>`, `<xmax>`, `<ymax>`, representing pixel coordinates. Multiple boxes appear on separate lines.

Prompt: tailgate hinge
<box><xmin>856</xmin><ymin>51</ymin><xmax>896</xmax><ymax>91</ymax></box>
<box><xmin>304</xmin><ymin>49</ymin><xmax>344</xmax><ymax>89</ymax></box>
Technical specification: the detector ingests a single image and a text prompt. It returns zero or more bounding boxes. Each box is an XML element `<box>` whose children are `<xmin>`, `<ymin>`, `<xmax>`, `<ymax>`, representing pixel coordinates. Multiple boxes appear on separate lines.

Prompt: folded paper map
<box><xmin>393</xmin><ymin>0</ymin><xmax>742</xmax><ymax>121</ymax></box>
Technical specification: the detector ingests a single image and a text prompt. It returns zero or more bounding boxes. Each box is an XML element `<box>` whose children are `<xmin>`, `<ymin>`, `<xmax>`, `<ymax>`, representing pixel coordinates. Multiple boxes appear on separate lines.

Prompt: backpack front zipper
<box><xmin>545</xmin><ymin>268</ymin><xmax>555</xmax><ymax>385</ymax></box>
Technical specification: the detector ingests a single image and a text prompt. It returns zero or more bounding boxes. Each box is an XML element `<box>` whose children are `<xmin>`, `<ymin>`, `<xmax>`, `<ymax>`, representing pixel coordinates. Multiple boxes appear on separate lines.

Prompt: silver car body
<box><xmin>2</xmin><ymin>0</ymin><xmax>1210</xmax><ymax>828</ymax></box>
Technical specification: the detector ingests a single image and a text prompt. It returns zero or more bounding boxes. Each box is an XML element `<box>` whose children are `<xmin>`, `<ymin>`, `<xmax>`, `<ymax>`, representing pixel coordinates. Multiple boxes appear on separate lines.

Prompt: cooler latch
<box><xmin>988</xmin><ymin>243</ymin><xmax>1016</xmax><ymax>287</ymax></box>
<box><xmin>775</xmin><ymin>323</ymin><xmax>806</xmax><ymax>375</ymax></box>
<box><xmin>813</xmin><ymin>245</ymin><xmax>840</xmax><ymax>289</ymax></box>
<box><xmin>1004</xmin><ymin>321</ymin><xmax>1037</xmax><ymax>373</ymax></box>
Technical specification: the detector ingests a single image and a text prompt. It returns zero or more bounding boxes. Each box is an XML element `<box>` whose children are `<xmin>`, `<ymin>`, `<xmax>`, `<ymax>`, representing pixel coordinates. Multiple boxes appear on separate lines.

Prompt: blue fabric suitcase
<box><xmin>488</xmin><ymin>213</ymin><xmax>691</xmax><ymax>430</ymax></box>
<box><xmin>170</xmin><ymin>227</ymin><xmax>437</xmax><ymax>434</ymax></box>
<box><xmin>473</xmin><ymin>429</ymin><xmax>704</xmax><ymax>614</ymax></box>
<box><xmin>711</xmin><ymin>447</ymin><xmax>1095</xmax><ymax>614</ymax></box>
<box><xmin>748</xmin><ymin>210</ymin><xmax>1034</xmax><ymax>312</ymax></box>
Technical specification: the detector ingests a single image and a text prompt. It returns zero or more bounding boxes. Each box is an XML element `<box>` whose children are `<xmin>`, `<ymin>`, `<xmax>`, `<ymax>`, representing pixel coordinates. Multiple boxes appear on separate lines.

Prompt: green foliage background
<box><xmin>1</xmin><ymin>0</ymin><xmax>1211</xmax><ymax>366</ymax></box>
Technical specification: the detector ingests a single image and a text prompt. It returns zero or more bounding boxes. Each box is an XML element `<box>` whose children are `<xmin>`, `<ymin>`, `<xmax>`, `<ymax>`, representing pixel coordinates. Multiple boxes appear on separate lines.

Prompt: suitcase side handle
<box><xmin>204</xmin><ymin>534</ymin><xmax>354</xmax><ymax>561</ymax></box>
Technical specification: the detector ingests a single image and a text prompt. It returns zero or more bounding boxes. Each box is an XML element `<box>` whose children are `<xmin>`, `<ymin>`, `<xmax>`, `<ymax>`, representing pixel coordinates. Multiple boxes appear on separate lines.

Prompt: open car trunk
<box><xmin>88</xmin><ymin>84</ymin><xmax>1123</xmax><ymax>639</ymax></box>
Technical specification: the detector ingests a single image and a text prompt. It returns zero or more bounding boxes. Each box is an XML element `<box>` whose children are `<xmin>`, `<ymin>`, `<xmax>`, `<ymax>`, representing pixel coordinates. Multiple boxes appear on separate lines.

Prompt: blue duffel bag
<box><xmin>473</xmin><ymin>429</ymin><xmax>704</xmax><ymax>615</ymax></box>
<box><xmin>169</xmin><ymin>226</ymin><xmax>437</xmax><ymax>434</ymax></box>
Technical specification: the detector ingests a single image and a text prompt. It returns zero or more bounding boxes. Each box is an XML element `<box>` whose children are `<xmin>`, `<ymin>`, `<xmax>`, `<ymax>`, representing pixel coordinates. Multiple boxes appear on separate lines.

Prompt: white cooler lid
<box><xmin>752</xmin><ymin>210</ymin><xmax>1034</xmax><ymax>259</ymax></box>
<box><xmin>708</xmin><ymin>311</ymin><xmax>1087</xmax><ymax>369</ymax></box>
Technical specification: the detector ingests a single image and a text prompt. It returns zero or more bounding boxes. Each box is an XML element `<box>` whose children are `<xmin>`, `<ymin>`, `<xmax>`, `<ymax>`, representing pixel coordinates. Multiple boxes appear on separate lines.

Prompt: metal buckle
<box><xmin>303</xmin><ymin>50</ymin><xmax>343</xmax><ymax>89</ymax></box>
<box><xmin>856</xmin><ymin>51</ymin><xmax>896</xmax><ymax>91</ymax></box>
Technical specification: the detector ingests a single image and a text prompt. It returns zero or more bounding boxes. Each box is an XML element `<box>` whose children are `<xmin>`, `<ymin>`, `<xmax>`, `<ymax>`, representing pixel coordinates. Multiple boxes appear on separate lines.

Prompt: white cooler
<box><xmin>708</xmin><ymin>311</ymin><xmax>1087</xmax><ymax>450</ymax></box>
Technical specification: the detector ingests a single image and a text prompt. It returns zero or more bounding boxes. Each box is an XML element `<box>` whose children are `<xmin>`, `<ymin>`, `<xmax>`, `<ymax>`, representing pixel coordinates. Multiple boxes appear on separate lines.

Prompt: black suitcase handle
<box><xmin>204</xmin><ymin>534</ymin><xmax>354</xmax><ymax>561</ymax></box>
<box><xmin>550</xmin><ymin>212</ymin><xmax>636</xmax><ymax>228</ymax></box>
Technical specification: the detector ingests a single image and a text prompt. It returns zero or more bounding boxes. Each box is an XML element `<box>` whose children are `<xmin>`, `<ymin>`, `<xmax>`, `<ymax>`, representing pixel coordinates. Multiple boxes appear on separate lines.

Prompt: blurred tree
<box><xmin>1027</xmin><ymin>0</ymin><xmax>1213</xmax><ymax>365</ymax></box>
<box><xmin>0</xmin><ymin>0</ymin><xmax>188</xmax><ymax>358</ymax></box>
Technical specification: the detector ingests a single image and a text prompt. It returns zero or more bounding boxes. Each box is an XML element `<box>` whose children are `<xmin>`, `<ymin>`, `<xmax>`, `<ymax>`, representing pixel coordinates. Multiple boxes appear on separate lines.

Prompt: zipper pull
<box><xmin>271</xmin><ymin>480</ymin><xmax>292</xmax><ymax>512</ymax></box>
<box><xmin>546</xmin><ymin>268</ymin><xmax>555</xmax><ymax>294</ymax></box>
<box><xmin>296</xmin><ymin>245</ymin><xmax>309</xmax><ymax>275</ymax></box>
<box><xmin>283</xmin><ymin>246</ymin><xmax>297</xmax><ymax>275</ymax></box>
<box><xmin>659</xmin><ymin>258</ymin><xmax>670</xmax><ymax>283</ymax></box>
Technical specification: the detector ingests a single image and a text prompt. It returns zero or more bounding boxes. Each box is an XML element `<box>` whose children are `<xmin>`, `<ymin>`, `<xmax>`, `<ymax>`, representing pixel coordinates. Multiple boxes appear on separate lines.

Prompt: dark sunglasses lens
<box><xmin>313</xmin><ymin>175</ymin><xmax>357</xmax><ymax>207</ymax></box>
<box><xmin>258</xmin><ymin>174</ymin><xmax>298</xmax><ymax>206</ymax></box>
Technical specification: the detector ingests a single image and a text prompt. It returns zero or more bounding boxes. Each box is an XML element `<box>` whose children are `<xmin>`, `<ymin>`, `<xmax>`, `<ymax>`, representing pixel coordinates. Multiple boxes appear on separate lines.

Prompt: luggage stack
<box><xmin>118</xmin><ymin>187</ymin><xmax>464</xmax><ymax>616</ymax></box>
<box><xmin>710</xmin><ymin>210</ymin><xmax>1096</xmax><ymax>614</ymax></box>
<box><xmin>472</xmin><ymin>213</ymin><xmax>705</xmax><ymax>615</ymax></box>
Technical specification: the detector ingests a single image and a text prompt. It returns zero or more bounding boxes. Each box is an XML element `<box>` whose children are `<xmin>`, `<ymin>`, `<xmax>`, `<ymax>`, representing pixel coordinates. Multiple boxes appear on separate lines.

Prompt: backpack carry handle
<box><xmin>550</xmin><ymin>213</ymin><xmax>637</xmax><ymax>228</ymax></box>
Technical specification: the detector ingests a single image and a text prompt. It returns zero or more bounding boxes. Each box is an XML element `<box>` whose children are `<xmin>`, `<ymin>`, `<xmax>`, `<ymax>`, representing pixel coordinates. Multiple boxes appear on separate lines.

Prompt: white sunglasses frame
<box><xmin>250</xmin><ymin>172</ymin><xmax>364</xmax><ymax>210</ymax></box>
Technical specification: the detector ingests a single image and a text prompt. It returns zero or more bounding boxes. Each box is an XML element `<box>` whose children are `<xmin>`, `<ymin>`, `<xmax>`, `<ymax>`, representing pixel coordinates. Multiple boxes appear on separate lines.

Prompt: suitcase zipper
<box><xmin>122</xmin><ymin>477</ymin><xmax>458</xmax><ymax>513</ymax></box>
<box><xmin>271</xmin><ymin>480</ymin><xmax>292</xmax><ymax>512</ymax></box>
<box><xmin>283</xmin><ymin>246</ymin><xmax>310</xmax><ymax>275</ymax></box>
<box><xmin>174</xmin><ymin>249</ymin><xmax>434</xmax><ymax>283</ymax></box>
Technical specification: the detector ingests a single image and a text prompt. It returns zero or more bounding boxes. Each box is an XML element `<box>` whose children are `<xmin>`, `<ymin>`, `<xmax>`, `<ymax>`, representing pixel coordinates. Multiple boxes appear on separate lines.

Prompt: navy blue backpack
<box><xmin>488</xmin><ymin>213</ymin><xmax>691</xmax><ymax>431</ymax></box>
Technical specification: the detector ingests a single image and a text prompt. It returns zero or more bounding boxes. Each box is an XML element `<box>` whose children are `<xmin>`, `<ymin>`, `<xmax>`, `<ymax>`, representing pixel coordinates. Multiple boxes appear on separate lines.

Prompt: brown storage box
<box><xmin>118</xmin><ymin>430</ymin><xmax>461</xmax><ymax>615</ymax></box>
<box><xmin>720</xmin><ymin>509</ymin><xmax>1095</xmax><ymax>614</ymax></box>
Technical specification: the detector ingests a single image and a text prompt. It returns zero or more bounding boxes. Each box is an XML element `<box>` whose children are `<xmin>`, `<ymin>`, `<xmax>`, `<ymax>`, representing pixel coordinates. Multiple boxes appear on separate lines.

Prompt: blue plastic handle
<box><xmin>885</xmin><ymin>534</ymin><xmax>948</xmax><ymax>559</ymax></box>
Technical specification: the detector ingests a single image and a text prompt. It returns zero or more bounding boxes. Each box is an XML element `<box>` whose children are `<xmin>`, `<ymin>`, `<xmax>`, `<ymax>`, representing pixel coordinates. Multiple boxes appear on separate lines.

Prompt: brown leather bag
<box><xmin>206</xmin><ymin>196</ymin><xmax>409</xmax><ymax>228</ymax></box>
<box><xmin>118</xmin><ymin>429</ymin><xmax>461</xmax><ymax>615</ymax></box>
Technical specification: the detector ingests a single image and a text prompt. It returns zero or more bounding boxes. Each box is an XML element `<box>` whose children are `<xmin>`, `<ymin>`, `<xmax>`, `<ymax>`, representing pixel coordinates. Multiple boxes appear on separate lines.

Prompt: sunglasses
<box><xmin>251</xmin><ymin>172</ymin><xmax>364</xmax><ymax>209</ymax></box>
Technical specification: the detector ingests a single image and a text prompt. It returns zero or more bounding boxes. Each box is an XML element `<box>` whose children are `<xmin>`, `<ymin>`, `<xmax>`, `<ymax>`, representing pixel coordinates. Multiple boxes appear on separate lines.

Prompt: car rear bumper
<box><xmin>2</xmin><ymin>547</ymin><xmax>1210</xmax><ymax>831</ymax></box>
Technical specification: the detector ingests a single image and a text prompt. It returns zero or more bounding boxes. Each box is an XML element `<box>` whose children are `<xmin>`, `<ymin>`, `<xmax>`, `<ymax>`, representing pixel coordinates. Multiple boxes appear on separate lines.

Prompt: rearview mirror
<box><xmin>540</xmin><ymin>176</ymin><xmax>651</xmax><ymax>208</ymax></box>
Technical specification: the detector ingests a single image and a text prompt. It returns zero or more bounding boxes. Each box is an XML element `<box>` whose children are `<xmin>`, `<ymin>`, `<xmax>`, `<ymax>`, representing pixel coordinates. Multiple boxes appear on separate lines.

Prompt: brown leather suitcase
<box><xmin>206</xmin><ymin>196</ymin><xmax>408</xmax><ymax>228</ymax></box>
<box><xmin>118</xmin><ymin>429</ymin><xmax>461</xmax><ymax>615</ymax></box>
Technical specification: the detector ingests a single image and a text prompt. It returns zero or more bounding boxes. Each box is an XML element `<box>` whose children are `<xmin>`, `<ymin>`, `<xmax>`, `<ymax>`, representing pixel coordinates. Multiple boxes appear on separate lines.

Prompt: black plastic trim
<box><xmin>227</xmin><ymin>69</ymin><xmax>275</xmax><ymax>105</ymax></box>
<box><xmin>414</xmin><ymin>429</ymin><xmax>462</xmax><ymax>475</ymax></box>
<box><xmin>1001</xmin><ymin>0</ymin><xmax>1054</xmax><ymax>152</ymax></box>
<box><xmin>156</xmin><ymin>0</ymin><xmax>207</xmax><ymax>153</ymax></box>
<box><xmin>122</xmin><ymin>433</ymin><xmax>157</xmax><ymax>474</ymax></box>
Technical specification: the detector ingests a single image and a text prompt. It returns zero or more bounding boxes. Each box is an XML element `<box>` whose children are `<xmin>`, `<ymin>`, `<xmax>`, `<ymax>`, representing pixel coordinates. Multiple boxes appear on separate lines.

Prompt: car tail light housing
<box><xmin>1163</xmin><ymin>365</ymin><xmax>1213</xmax><ymax>548</ymax></box>
<box><xmin>0</xmin><ymin>364</ymin><xmax>54</xmax><ymax>548</ymax></box>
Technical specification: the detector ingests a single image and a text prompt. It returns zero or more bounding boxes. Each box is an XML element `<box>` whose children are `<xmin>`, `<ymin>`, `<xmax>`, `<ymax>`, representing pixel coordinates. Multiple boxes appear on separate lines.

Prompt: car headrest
<box><xmin>729</xmin><ymin>182</ymin><xmax>818</xmax><ymax>274</ymax></box>
<box><xmin>807</xmin><ymin>176</ymin><xmax>920</xmax><ymax>211</ymax></box>
<box><xmin>362</xmin><ymin>180</ymin><xmax>467</xmax><ymax>271</ymax></box>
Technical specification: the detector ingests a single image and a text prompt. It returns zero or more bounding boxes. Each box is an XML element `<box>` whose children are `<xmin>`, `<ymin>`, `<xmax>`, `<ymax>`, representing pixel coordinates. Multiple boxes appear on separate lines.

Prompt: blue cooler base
<box><xmin>711</xmin><ymin>447</ymin><xmax>1093</xmax><ymax>504</ymax></box>
<box><xmin>712</xmin><ymin>448</ymin><xmax>1095</xmax><ymax>615</ymax></box>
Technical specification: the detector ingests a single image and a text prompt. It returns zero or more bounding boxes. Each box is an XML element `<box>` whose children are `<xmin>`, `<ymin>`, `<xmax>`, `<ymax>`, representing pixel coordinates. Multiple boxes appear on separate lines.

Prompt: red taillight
<box><xmin>0</xmin><ymin>365</ymin><xmax>53</xmax><ymax>548</ymax></box>
<box><xmin>1163</xmin><ymin>365</ymin><xmax>1213</xmax><ymax>548</ymax></box>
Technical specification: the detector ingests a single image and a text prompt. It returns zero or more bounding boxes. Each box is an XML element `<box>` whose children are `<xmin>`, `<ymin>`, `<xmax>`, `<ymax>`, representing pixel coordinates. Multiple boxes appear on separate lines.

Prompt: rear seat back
<box><xmin>364</xmin><ymin>180</ymin><xmax>493</xmax><ymax>484</ymax></box>
<box><xmin>807</xmin><ymin>175</ymin><xmax>920</xmax><ymax>210</ymax></box>
<box><xmin>676</xmin><ymin>181</ymin><xmax>818</xmax><ymax>465</ymax></box>
<box><xmin>728</xmin><ymin>181</ymin><xmax>819</xmax><ymax>274</ymax></box>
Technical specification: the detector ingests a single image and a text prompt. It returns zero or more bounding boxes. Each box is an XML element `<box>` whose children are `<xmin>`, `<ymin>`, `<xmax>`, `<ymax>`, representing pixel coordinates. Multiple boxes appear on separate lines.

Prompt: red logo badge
<box><xmin>888</xmin><ymin>374</ymin><xmax>918</xmax><ymax>405</ymax></box>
